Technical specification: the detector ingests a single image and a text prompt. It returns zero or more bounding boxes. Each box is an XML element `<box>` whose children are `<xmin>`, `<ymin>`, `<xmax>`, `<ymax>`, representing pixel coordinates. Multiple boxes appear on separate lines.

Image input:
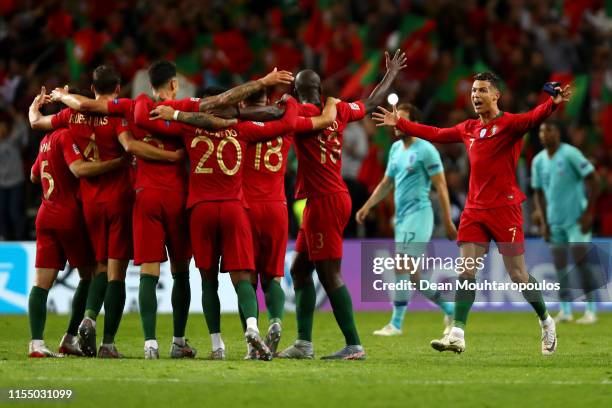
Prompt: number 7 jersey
<box><xmin>293</xmin><ymin>101</ymin><xmax>366</xmax><ymax>199</ymax></box>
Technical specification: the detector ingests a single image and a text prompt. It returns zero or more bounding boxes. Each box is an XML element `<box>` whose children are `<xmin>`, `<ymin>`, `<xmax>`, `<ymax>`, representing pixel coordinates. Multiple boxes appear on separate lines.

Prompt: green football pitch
<box><xmin>0</xmin><ymin>311</ymin><xmax>610</xmax><ymax>407</ymax></box>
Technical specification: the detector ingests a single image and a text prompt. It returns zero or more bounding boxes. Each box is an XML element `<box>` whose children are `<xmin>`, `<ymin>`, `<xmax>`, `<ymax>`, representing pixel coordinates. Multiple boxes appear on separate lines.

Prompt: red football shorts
<box><xmin>190</xmin><ymin>200</ymin><xmax>254</xmax><ymax>271</ymax></box>
<box><xmin>295</xmin><ymin>191</ymin><xmax>351</xmax><ymax>261</ymax></box>
<box><xmin>132</xmin><ymin>188</ymin><xmax>191</xmax><ymax>265</ymax></box>
<box><xmin>457</xmin><ymin>204</ymin><xmax>525</xmax><ymax>256</ymax></box>
<box><xmin>82</xmin><ymin>198</ymin><xmax>133</xmax><ymax>262</ymax></box>
<box><xmin>248</xmin><ymin>201</ymin><xmax>288</xmax><ymax>278</ymax></box>
<box><xmin>35</xmin><ymin>206</ymin><xmax>95</xmax><ymax>269</ymax></box>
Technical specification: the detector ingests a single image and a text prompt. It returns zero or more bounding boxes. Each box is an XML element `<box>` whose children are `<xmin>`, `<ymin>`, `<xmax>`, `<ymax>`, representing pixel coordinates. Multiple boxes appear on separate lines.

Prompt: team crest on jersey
<box><xmin>349</xmin><ymin>102</ymin><xmax>360</xmax><ymax>110</ymax></box>
<box><xmin>479</xmin><ymin>128</ymin><xmax>487</xmax><ymax>138</ymax></box>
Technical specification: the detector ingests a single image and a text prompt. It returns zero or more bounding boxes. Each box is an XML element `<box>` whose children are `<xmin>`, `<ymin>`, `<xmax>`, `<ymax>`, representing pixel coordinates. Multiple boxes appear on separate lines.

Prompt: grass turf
<box><xmin>0</xmin><ymin>311</ymin><xmax>610</xmax><ymax>407</ymax></box>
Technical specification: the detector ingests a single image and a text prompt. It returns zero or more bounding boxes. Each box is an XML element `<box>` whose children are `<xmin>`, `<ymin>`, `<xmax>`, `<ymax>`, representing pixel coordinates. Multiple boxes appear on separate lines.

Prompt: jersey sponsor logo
<box><xmin>349</xmin><ymin>102</ymin><xmax>360</xmax><ymax>110</ymax></box>
<box><xmin>479</xmin><ymin>128</ymin><xmax>487</xmax><ymax>138</ymax></box>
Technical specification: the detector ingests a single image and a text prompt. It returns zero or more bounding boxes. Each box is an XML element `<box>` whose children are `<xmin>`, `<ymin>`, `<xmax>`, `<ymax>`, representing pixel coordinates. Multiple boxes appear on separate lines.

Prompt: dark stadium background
<box><xmin>1</xmin><ymin>0</ymin><xmax>611</xmax><ymax>241</ymax></box>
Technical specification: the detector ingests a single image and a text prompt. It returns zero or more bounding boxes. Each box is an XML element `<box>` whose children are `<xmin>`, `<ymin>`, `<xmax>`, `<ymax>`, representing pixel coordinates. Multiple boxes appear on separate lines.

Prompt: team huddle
<box><xmin>26</xmin><ymin>45</ymin><xmax>583</xmax><ymax>361</ymax></box>
<box><xmin>26</xmin><ymin>50</ymin><xmax>407</xmax><ymax>361</ymax></box>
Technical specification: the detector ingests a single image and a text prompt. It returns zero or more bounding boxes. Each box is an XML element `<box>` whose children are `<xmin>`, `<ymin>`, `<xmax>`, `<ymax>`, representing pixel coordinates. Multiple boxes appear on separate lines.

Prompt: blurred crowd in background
<box><xmin>1</xmin><ymin>0</ymin><xmax>612</xmax><ymax>241</ymax></box>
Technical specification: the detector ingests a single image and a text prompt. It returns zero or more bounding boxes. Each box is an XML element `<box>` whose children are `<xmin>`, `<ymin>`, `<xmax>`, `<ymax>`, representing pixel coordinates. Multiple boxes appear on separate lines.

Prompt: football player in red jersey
<box><xmin>277</xmin><ymin>50</ymin><xmax>407</xmax><ymax>360</ymax></box>
<box><xmin>137</xmin><ymin>94</ymin><xmax>336</xmax><ymax>360</ymax></box>
<box><xmin>29</xmin><ymin>66</ymin><xmax>178</xmax><ymax>358</ymax></box>
<box><xmin>153</xmin><ymin>88</ymin><xmax>340</xmax><ymax>359</ymax></box>
<box><xmin>373</xmin><ymin>72</ymin><xmax>571</xmax><ymax>355</ymax></box>
<box><xmin>28</xmin><ymin>128</ymin><xmax>125</xmax><ymax>357</ymax></box>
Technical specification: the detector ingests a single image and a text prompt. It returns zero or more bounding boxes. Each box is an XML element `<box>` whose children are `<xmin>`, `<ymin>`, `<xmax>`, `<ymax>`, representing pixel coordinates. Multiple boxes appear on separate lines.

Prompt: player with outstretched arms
<box><xmin>28</xmin><ymin>126</ymin><xmax>124</xmax><ymax>357</ymax></box>
<box><xmin>278</xmin><ymin>49</ymin><xmax>407</xmax><ymax>360</ymax></box>
<box><xmin>532</xmin><ymin>121</ymin><xmax>600</xmax><ymax>324</ymax></box>
<box><xmin>356</xmin><ymin>102</ymin><xmax>457</xmax><ymax>337</ymax></box>
<box><xmin>373</xmin><ymin>72</ymin><xmax>571</xmax><ymax>355</ymax></box>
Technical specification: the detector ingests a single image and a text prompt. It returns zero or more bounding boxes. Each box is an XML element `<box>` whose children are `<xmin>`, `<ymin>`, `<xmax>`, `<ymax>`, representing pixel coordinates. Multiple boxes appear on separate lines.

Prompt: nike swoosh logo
<box><xmin>545</xmin><ymin>338</ymin><xmax>556</xmax><ymax>352</ymax></box>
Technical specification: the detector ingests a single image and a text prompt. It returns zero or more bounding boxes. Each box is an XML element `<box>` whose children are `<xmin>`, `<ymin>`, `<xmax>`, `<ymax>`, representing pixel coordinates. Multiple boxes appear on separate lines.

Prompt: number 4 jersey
<box><xmin>294</xmin><ymin>101</ymin><xmax>366</xmax><ymax>199</ymax></box>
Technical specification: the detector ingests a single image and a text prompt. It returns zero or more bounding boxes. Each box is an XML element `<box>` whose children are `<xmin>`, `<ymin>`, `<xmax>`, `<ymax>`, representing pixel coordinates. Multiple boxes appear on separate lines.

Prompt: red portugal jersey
<box><xmin>111</xmin><ymin>94</ymin><xmax>197</xmax><ymax>192</ymax></box>
<box><xmin>134</xmin><ymin>96</ymin><xmax>307</xmax><ymax>208</ymax></box>
<box><xmin>51</xmin><ymin>107</ymin><xmax>131</xmax><ymax>202</ymax></box>
<box><xmin>31</xmin><ymin>129</ymin><xmax>84</xmax><ymax>228</ymax></box>
<box><xmin>396</xmin><ymin>98</ymin><xmax>558</xmax><ymax>209</ymax></box>
<box><xmin>293</xmin><ymin>100</ymin><xmax>366</xmax><ymax>199</ymax></box>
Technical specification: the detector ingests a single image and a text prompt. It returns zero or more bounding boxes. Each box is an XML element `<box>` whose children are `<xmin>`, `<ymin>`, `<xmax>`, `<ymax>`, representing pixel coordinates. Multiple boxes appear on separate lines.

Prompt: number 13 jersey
<box><xmin>293</xmin><ymin>101</ymin><xmax>366</xmax><ymax>199</ymax></box>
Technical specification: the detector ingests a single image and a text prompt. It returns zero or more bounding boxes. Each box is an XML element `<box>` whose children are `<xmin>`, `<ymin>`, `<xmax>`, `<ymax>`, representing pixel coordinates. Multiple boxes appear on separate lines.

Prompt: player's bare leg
<box><xmin>261</xmin><ymin>275</ymin><xmax>285</xmax><ymax>355</ymax></box>
<box><xmin>278</xmin><ymin>251</ymin><xmax>315</xmax><ymax>359</ymax></box>
<box><xmin>571</xmin><ymin>244</ymin><xmax>598</xmax><ymax>324</ymax></box>
<box><xmin>169</xmin><ymin>260</ymin><xmax>196</xmax><ymax>358</ymax></box>
<box><xmin>431</xmin><ymin>243</ymin><xmax>486</xmax><ymax>353</ymax></box>
<box><xmin>231</xmin><ymin>271</ymin><xmax>272</xmax><ymax>361</ymax></box>
<box><xmin>28</xmin><ymin>268</ymin><xmax>63</xmax><ymax>358</ymax></box>
<box><xmin>58</xmin><ymin>264</ymin><xmax>94</xmax><ymax>356</ymax></box>
<box><xmin>79</xmin><ymin>261</ymin><xmax>108</xmax><ymax>357</ymax></box>
<box><xmin>551</xmin><ymin>245</ymin><xmax>573</xmax><ymax>322</ymax></box>
<box><xmin>503</xmin><ymin>254</ymin><xmax>556</xmax><ymax>355</ymax></box>
<box><xmin>200</xmin><ymin>267</ymin><xmax>225</xmax><ymax>360</ymax></box>
<box><xmin>98</xmin><ymin>258</ymin><xmax>128</xmax><ymax>358</ymax></box>
<box><xmin>139</xmin><ymin>262</ymin><xmax>161</xmax><ymax>359</ymax></box>
<box><xmin>316</xmin><ymin>259</ymin><xmax>365</xmax><ymax>360</ymax></box>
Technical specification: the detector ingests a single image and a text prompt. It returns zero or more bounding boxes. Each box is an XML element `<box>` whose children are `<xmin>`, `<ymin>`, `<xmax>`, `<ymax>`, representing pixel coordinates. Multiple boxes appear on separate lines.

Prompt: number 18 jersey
<box><xmin>294</xmin><ymin>101</ymin><xmax>366</xmax><ymax>199</ymax></box>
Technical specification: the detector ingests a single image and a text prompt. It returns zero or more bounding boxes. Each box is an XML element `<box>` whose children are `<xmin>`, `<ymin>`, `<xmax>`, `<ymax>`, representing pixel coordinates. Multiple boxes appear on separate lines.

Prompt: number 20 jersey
<box><xmin>293</xmin><ymin>101</ymin><xmax>366</xmax><ymax>199</ymax></box>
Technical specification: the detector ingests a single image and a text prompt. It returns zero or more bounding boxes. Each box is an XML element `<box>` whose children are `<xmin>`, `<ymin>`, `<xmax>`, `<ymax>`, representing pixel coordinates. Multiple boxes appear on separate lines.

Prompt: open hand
<box><xmin>552</xmin><ymin>84</ymin><xmax>572</xmax><ymax>105</ymax></box>
<box><xmin>260</xmin><ymin>68</ymin><xmax>294</xmax><ymax>87</ymax></box>
<box><xmin>385</xmin><ymin>49</ymin><xmax>407</xmax><ymax>73</ymax></box>
<box><xmin>372</xmin><ymin>104</ymin><xmax>400</xmax><ymax>127</ymax></box>
<box><xmin>31</xmin><ymin>86</ymin><xmax>51</xmax><ymax>109</ymax></box>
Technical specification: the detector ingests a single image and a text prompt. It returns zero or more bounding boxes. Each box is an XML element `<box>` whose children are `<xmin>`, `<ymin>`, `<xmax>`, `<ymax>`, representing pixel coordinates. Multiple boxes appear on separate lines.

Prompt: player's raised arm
<box><xmin>198</xmin><ymin>68</ymin><xmax>294</xmax><ymax>112</ymax></box>
<box><xmin>28</xmin><ymin>87</ymin><xmax>54</xmax><ymax>130</ymax></box>
<box><xmin>510</xmin><ymin>84</ymin><xmax>571</xmax><ymax>136</ymax></box>
<box><xmin>360</xmin><ymin>50</ymin><xmax>407</xmax><ymax>114</ymax></box>
<box><xmin>50</xmin><ymin>86</ymin><xmax>109</xmax><ymax>113</ymax></box>
<box><xmin>117</xmin><ymin>130</ymin><xmax>184</xmax><ymax>163</ymax></box>
<box><xmin>149</xmin><ymin>104</ymin><xmax>237</xmax><ymax>129</ymax></box>
<box><xmin>372</xmin><ymin>104</ymin><xmax>463</xmax><ymax>143</ymax></box>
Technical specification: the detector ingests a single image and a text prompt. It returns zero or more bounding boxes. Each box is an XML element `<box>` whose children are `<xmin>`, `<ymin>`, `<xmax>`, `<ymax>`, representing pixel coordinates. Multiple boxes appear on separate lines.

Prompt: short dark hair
<box><xmin>396</xmin><ymin>103</ymin><xmax>422</xmax><ymax>123</ymax></box>
<box><xmin>148</xmin><ymin>60</ymin><xmax>177</xmax><ymax>89</ymax></box>
<box><xmin>92</xmin><ymin>65</ymin><xmax>120</xmax><ymax>95</ymax></box>
<box><xmin>473</xmin><ymin>71</ymin><xmax>501</xmax><ymax>90</ymax></box>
